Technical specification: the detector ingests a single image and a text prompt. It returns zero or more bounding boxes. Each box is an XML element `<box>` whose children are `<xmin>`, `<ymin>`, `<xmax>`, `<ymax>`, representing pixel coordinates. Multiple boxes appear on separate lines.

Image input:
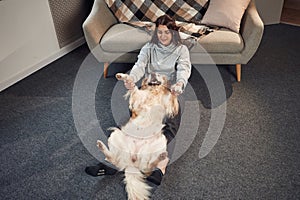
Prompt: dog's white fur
<box><xmin>97</xmin><ymin>73</ymin><xmax>179</xmax><ymax>200</ymax></box>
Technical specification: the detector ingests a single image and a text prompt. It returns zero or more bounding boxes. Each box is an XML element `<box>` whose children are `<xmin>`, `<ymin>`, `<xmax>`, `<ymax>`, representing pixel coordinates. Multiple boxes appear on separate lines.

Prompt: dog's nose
<box><xmin>150</xmin><ymin>73</ymin><xmax>157</xmax><ymax>82</ymax></box>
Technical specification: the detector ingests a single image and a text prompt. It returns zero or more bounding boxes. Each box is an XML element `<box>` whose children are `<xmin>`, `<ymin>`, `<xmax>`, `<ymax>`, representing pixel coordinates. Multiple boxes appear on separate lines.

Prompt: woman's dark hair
<box><xmin>150</xmin><ymin>14</ymin><xmax>181</xmax><ymax>45</ymax></box>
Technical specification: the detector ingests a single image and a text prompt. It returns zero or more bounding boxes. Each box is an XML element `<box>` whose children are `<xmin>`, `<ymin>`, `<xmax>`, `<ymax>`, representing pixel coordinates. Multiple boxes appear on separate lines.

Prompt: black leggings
<box><xmin>163</xmin><ymin>106</ymin><xmax>181</xmax><ymax>143</ymax></box>
<box><xmin>162</xmin><ymin>105</ymin><xmax>181</xmax><ymax>159</ymax></box>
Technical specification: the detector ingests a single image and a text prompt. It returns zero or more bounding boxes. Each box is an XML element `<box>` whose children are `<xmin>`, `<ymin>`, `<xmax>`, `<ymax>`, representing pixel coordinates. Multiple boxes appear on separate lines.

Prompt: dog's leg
<box><xmin>115</xmin><ymin>73</ymin><xmax>129</xmax><ymax>81</ymax></box>
<box><xmin>156</xmin><ymin>156</ymin><xmax>169</xmax><ymax>175</ymax></box>
<box><xmin>97</xmin><ymin>140</ymin><xmax>115</xmax><ymax>164</ymax></box>
<box><xmin>149</xmin><ymin>152</ymin><xmax>168</xmax><ymax>169</ymax></box>
<box><xmin>115</xmin><ymin>73</ymin><xmax>138</xmax><ymax>101</ymax></box>
<box><xmin>143</xmin><ymin>152</ymin><xmax>168</xmax><ymax>176</ymax></box>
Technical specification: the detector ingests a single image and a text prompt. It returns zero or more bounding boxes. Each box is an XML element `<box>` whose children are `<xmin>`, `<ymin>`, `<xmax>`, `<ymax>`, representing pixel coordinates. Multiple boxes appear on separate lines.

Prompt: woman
<box><xmin>125</xmin><ymin>14</ymin><xmax>191</xmax><ymax>94</ymax></box>
<box><xmin>85</xmin><ymin>14</ymin><xmax>192</xmax><ymax>186</ymax></box>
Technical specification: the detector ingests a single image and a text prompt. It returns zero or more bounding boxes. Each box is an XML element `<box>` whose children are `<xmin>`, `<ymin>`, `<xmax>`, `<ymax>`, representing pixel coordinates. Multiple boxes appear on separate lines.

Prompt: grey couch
<box><xmin>83</xmin><ymin>0</ymin><xmax>264</xmax><ymax>81</ymax></box>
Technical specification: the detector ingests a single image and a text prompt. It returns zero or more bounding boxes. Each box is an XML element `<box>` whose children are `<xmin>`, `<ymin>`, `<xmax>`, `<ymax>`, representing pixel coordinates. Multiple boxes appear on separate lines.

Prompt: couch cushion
<box><xmin>193</xmin><ymin>28</ymin><xmax>244</xmax><ymax>53</ymax></box>
<box><xmin>101</xmin><ymin>24</ymin><xmax>151</xmax><ymax>52</ymax></box>
<box><xmin>101</xmin><ymin>24</ymin><xmax>244</xmax><ymax>54</ymax></box>
<box><xmin>201</xmin><ymin>0</ymin><xmax>251</xmax><ymax>33</ymax></box>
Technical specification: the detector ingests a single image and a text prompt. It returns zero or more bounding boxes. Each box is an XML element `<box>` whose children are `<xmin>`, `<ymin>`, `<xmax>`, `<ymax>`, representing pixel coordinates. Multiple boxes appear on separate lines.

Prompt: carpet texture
<box><xmin>0</xmin><ymin>24</ymin><xmax>299</xmax><ymax>199</ymax></box>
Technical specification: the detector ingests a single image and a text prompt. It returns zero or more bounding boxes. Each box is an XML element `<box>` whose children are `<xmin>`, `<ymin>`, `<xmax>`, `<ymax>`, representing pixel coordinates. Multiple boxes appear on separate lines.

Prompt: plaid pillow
<box><xmin>105</xmin><ymin>0</ymin><xmax>209</xmax><ymax>23</ymax></box>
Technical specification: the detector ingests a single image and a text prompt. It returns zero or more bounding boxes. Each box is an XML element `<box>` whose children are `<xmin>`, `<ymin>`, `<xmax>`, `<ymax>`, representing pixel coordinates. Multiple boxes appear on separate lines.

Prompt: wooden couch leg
<box><xmin>104</xmin><ymin>62</ymin><xmax>109</xmax><ymax>78</ymax></box>
<box><xmin>236</xmin><ymin>64</ymin><xmax>241</xmax><ymax>82</ymax></box>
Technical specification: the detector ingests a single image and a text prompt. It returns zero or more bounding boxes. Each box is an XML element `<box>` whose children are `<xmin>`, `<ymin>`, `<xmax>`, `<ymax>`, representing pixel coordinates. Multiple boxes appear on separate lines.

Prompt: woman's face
<box><xmin>157</xmin><ymin>25</ymin><xmax>172</xmax><ymax>46</ymax></box>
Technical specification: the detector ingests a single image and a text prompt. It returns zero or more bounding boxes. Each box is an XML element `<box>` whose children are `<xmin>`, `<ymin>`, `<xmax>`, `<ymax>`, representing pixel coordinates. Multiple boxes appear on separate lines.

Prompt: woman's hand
<box><xmin>124</xmin><ymin>76</ymin><xmax>135</xmax><ymax>90</ymax></box>
<box><xmin>171</xmin><ymin>81</ymin><xmax>184</xmax><ymax>96</ymax></box>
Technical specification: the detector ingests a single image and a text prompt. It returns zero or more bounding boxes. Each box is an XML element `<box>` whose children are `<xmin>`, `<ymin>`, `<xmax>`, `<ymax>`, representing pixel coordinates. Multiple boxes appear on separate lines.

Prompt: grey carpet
<box><xmin>0</xmin><ymin>23</ymin><xmax>299</xmax><ymax>199</ymax></box>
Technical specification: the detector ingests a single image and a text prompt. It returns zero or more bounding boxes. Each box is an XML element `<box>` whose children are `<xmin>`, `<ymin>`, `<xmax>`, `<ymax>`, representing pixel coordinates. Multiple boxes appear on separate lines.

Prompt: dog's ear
<box><xmin>162</xmin><ymin>76</ymin><xmax>168</xmax><ymax>85</ymax></box>
<box><xmin>164</xmin><ymin>80</ymin><xmax>172</xmax><ymax>94</ymax></box>
<box><xmin>171</xmin><ymin>96</ymin><xmax>179</xmax><ymax>117</ymax></box>
<box><xmin>141</xmin><ymin>77</ymin><xmax>148</xmax><ymax>89</ymax></box>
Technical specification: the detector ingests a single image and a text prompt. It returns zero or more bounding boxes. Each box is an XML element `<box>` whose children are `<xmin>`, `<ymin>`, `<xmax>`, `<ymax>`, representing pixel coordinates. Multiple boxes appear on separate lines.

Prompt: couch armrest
<box><xmin>240</xmin><ymin>0</ymin><xmax>264</xmax><ymax>63</ymax></box>
<box><xmin>82</xmin><ymin>0</ymin><xmax>117</xmax><ymax>50</ymax></box>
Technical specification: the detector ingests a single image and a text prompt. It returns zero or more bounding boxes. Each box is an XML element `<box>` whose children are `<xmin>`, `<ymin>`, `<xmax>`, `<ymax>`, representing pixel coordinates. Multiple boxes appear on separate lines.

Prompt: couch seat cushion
<box><xmin>101</xmin><ymin>24</ymin><xmax>244</xmax><ymax>54</ymax></box>
<box><xmin>101</xmin><ymin>24</ymin><xmax>151</xmax><ymax>52</ymax></box>
<box><xmin>193</xmin><ymin>28</ymin><xmax>244</xmax><ymax>53</ymax></box>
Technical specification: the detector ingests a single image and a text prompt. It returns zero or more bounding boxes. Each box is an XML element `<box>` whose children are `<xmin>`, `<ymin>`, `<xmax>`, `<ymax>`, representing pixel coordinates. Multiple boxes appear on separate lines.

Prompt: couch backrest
<box><xmin>104</xmin><ymin>0</ymin><xmax>209</xmax><ymax>23</ymax></box>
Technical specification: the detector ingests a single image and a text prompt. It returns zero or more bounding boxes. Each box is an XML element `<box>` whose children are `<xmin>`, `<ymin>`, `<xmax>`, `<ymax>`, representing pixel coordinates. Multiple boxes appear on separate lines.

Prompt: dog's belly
<box><xmin>108</xmin><ymin>129</ymin><xmax>167</xmax><ymax>169</ymax></box>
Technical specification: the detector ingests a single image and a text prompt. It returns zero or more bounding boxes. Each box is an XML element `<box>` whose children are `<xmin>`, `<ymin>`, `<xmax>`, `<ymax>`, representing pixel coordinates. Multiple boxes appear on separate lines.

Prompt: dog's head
<box><xmin>141</xmin><ymin>73</ymin><xmax>169</xmax><ymax>88</ymax></box>
<box><xmin>130</xmin><ymin>72</ymin><xmax>178</xmax><ymax>120</ymax></box>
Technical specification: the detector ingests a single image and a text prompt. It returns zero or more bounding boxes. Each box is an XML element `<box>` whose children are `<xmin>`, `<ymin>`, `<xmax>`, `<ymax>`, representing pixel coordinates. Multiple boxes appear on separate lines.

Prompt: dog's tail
<box><xmin>124</xmin><ymin>167</ymin><xmax>151</xmax><ymax>200</ymax></box>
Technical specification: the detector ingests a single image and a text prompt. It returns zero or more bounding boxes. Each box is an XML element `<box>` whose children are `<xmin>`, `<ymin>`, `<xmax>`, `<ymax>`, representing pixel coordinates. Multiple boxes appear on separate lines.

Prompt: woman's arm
<box><xmin>129</xmin><ymin>43</ymin><xmax>151</xmax><ymax>83</ymax></box>
<box><xmin>176</xmin><ymin>45</ymin><xmax>192</xmax><ymax>88</ymax></box>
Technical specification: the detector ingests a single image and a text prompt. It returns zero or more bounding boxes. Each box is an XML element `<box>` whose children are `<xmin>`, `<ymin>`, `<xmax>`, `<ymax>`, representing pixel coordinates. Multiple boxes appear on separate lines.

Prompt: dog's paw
<box><xmin>115</xmin><ymin>73</ymin><xmax>127</xmax><ymax>80</ymax></box>
<box><xmin>97</xmin><ymin>140</ymin><xmax>105</xmax><ymax>151</ymax></box>
<box><xmin>115</xmin><ymin>73</ymin><xmax>123</xmax><ymax>80</ymax></box>
<box><xmin>158</xmin><ymin>152</ymin><xmax>168</xmax><ymax>161</ymax></box>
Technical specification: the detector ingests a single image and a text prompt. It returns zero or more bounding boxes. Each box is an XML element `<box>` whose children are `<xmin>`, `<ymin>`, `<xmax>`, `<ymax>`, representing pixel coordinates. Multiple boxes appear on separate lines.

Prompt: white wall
<box><xmin>256</xmin><ymin>0</ymin><xmax>285</xmax><ymax>25</ymax></box>
<box><xmin>0</xmin><ymin>0</ymin><xmax>84</xmax><ymax>92</ymax></box>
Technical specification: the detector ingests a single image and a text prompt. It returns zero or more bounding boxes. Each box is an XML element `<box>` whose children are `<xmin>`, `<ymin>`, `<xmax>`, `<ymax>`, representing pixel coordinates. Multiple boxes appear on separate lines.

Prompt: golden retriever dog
<box><xmin>96</xmin><ymin>72</ymin><xmax>179</xmax><ymax>200</ymax></box>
